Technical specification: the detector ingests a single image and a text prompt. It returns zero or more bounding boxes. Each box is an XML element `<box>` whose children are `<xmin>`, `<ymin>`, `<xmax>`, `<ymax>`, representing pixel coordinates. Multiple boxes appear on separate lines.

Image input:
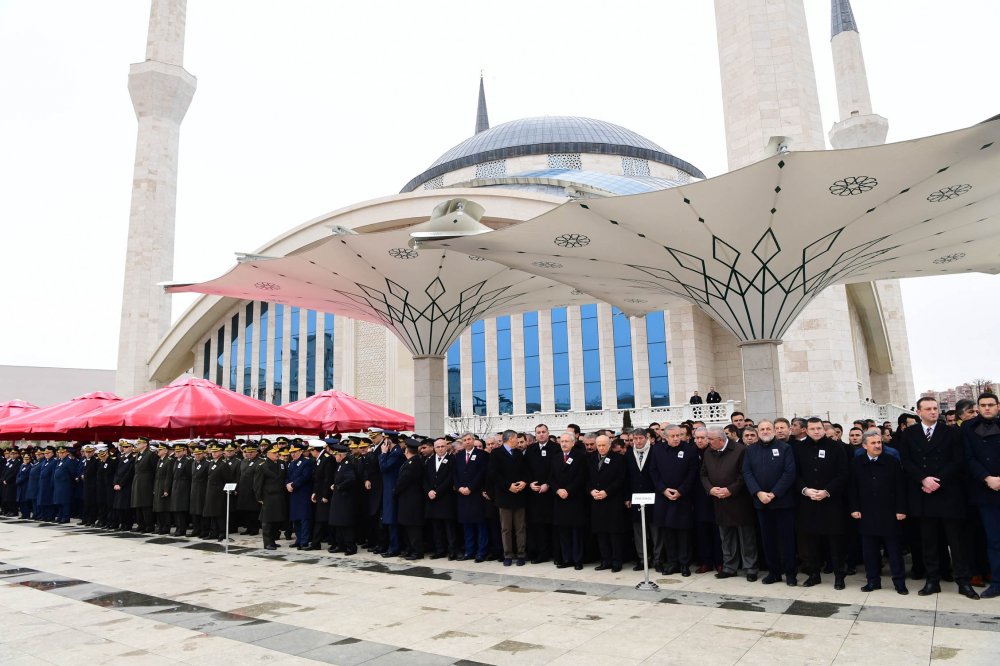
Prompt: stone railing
<box><xmin>445</xmin><ymin>401</ymin><xmax>741</xmax><ymax>435</ymax></box>
<box><xmin>853</xmin><ymin>401</ymin><xmax>915</xmax><ymax>424</ymax></box>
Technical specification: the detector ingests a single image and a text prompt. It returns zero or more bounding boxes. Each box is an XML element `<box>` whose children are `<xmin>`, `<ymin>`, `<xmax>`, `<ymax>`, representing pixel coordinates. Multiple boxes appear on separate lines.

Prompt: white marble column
<box><xmin>265</xmin><ymin>303</ymin><xmax>276</xmax><ymax>403</ymax></box>
<box><xmin>460</xmin><ymin>328</ymin><xmax>473</xmax><ymax>415</ymax></box>
<box><xmin>597</xmin><ymin>304</ymin><xmax>617</xmax><ymax>410</ymax></box>
<box><xmin>296</xmin><ymin>307</ymin><xmax>308</xmax><ymax>401</ymax></box>
<box><xmin>567</xmin><ymin>306</ymin><xmax>584</xmax><ymax>411</ymax></box>
<box><xmin>510</xmin><ymin>313</ymin><xmax>526</xmax><ymax>414</ymax></box>
<box><xmin>631</xmin><ymin>315</ymin><xmax>651</xmax><ymax>408</ymax></box>
<box><xmin>538</xmin><ymin>310</ymin><xmax>554</xmax><ymax>412</ymax></box>
<box><xmin>413</xmin><ymin>356</ymin><xmax>447</xmax><ymax>435</ymax></box>
<box><xmin>234</xmin><ymin>306</ymin><xmax>246</xmax><ymax>395</ymax></box>
<box><xmin>281</xmin><ymin>305</ymin><xmax>293</xmax><ymax>404</ymax></box>
<box><xmin>334</xmin><ymin>315</ymin><xmax>353</xmax><ymax>395</ymax></box>
<box><xmin>739</xmin><ymin>340</ymin><xmax>784</xmax><ymax>421</ymax></box>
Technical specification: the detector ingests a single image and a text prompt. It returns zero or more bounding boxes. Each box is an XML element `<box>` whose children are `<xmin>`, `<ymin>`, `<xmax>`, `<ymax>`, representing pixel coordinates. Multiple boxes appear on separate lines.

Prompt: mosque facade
<box><xmin>131</xmin><ymin>0</ymin><xmax>916</xmax><ymax>429</ymax></box>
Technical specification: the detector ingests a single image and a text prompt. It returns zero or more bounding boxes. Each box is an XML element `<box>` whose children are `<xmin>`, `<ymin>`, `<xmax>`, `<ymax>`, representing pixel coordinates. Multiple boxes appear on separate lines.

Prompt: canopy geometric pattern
<box><xmin>434</xmin><ymin>118</ymin><xmax>1000</xmax><ymax>340</ymax></box>
<box><xmin>170</xmin><ymin>227</ymin><xmax>600</xmax><ymax>356</ymax></box>
<box><xmin>171</xmin><ymin>118</ymin><xmax>1000</xmax><ymax>347</ymax></box>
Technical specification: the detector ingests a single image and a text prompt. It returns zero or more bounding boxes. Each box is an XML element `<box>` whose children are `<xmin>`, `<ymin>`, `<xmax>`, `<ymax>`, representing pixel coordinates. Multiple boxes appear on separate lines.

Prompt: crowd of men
<box><xmin>2</xmin><ymin>392</ymin><xmax>999</xmax><ymax>600</ymax></box>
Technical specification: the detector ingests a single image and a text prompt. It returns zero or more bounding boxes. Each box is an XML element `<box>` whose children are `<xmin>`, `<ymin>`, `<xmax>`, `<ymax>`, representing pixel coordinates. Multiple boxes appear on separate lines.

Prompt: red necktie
<box><xmin>563</xmin><ymin>452</ymin><xmax>568</xmax><ymax>462</ymax></box>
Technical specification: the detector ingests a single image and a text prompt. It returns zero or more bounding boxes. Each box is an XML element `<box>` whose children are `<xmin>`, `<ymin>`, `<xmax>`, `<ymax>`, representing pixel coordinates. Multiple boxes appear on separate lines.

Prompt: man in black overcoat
<box><xmin>589</xmin><ymin>435</ymin><xmax>627</xmax><ymax>572</ymax></box>
<box><xmin>424</xmin><ymin>438</ymin><xmax>458</xmax><ymax>559</ymax></box>
<box><xmin>792</xmin><ymin>417</ymin><xmax>849</xmax><ymax>590</ymax></box>
<box><xmin>327</xmin><ymin>442</ymin><xmax>358</xmax><ymax>555</ymax></box>
<box><xmin>111</xmin><ymin>440</ymin><xmax>135</xmax><ymax>531</ymax></box>
<box><xmin>395</xmin><ymin>437</ymin><xmax>425</xmax><ymax>560</ymax></box>
<box><xmin>254</xmin><ymin>443</ymin><xmax>288</xmax><ymax>550</ymax></box>
<box><xmin>849</xmin><ymin>428</ymin><xmax>909</xmax><ymax>594</ymax></box>
<box><xmin>898</xmin><ymin>397</ymin><xmax>979</xmax><ymax>599</ymax></box>
<box><xmin>130</xmin><ymin>436</ymin><xmax>157</xmax><ymax>532</ymax></box>
<box><xmin>487</xmin><ymin>429</ymin><xmax>528</xmax><ymax>566</ymax></box>
<box><xmin>524</xmin><ymin>424</ymin><xmax>558</xmax><ymax>564</ymax></box>
<box><xmin>169</xmin><ymin>443</ymin><xmax>193</xmax><ymax>536</ymax></box>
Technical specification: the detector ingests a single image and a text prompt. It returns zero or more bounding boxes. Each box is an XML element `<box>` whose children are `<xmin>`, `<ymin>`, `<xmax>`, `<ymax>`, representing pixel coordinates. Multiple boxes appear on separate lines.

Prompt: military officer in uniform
<box><xmin>395</xmin><ymin>437</ymin><xmax>425</xmax><ymax>560</ymax></box>
<box><xmin>254</xmin><ymin>443</ymin><xmax>288</xmax><ymax>550</ymax></box>
<box><xmin>189</xmin><ymin>443</ymin><xmax>210</xmax><ymax>538</ymax></box>
<box><xmin>327</xmin><ymin>442</ymin><xmax>359</xmax><ymax>555</ymax></box>
<box><xmin>236</xmin><ymin>442</ymin><xmax>262</xmax><ymax>536</ymax></box>
<box><xmin>169</xmin><ymin>443</ymin><xmax>193</xmax><ymax>536</ymax></box>
<box><xmin>130</xmin><ymin>436</ymin><xmax>157</xmax><ymax>532</ymax></box>
<box><xmin>203</xmin><ymin>442</ymin><xmax>236</xmax><ymax>541</ymax></box>
<box><xmin>152</xmin><ymin>443</ymin><xmax>174</xmax><ymax>534</ymax></box>
<box><xmin>51</xmin><ymin>445</ymin><xmax>76</xmax><ymax>523</ymax></box>
<box><xmin>286</xmin><ymin>441</ymin><xmax>314</xmax><ymax>549</ymax></box>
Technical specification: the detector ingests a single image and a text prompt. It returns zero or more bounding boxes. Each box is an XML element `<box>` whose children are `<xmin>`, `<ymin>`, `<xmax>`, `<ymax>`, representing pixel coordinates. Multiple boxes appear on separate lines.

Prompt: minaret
<box><xmin>475</xmin><ymin>73</ymin><xmax>489</xmax><ymax>134</ymax></box>
<box><xmin>115</xmin><ymin>0</ymin><xmax>197</xmax><ymax>397</ymax></box>
<box><xmin>828</xmin><ymin>0</ymin><xmax>888</xmax><ymax>148</ymax></box>
<box><xmin>827</xmin><ymin>1</ymin><xmax>914</xmax><ymax>405</ymax></box>
<box><xmin>714</xmin><ymin>0</ymin><xmax>825</xmax><ymax>170</ymax></box>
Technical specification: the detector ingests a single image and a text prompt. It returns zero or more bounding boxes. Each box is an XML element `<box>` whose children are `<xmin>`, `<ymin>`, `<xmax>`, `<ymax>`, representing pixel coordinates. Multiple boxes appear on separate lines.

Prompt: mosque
<box><xmin>122</xmin><ymin>1</ymin><xmax>920</xmax><ymax>432</ymax></box>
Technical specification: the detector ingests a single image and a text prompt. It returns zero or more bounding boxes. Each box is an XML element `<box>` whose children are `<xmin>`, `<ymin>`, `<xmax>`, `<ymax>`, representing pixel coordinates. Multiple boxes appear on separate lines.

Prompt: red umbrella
<box><xmin>53</xmin><ymin>377</ymin><xmax>323</xmax><ymax>439</ymax></box>
<box><xmin>0</xmin><ymin>392</ymin><xmax>121</xmax><ymax>440</ymax></box>
<box><xmin>0</xmin><ymin>400</ymin><xmax>39</xmax><ymax>422</ymax></box>
<box><xmin>283</xmin><ymin>390</ymin><xmax>414</xmax><ymax>433</ymax></box>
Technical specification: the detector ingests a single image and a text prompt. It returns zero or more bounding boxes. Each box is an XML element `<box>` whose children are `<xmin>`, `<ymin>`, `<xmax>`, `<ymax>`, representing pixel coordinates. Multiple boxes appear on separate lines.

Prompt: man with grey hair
<box><xmin>702</xmin><ymin>426</ymin><xmax>758</xmax><ymax>581</ymax></box>
<box><xmin>487</xmin><ymin>429</ymin><xmax>528</xmax><ymax>566</ymax></box>
<box><xmin>743</xmin><ymin>420</ymin><xmax>798</xmax><ymax>585</ymax></box>
<box><xmin>649</xmin><ymin>424</ymin><xmax>699</xmax><ymax>575</ymax></box>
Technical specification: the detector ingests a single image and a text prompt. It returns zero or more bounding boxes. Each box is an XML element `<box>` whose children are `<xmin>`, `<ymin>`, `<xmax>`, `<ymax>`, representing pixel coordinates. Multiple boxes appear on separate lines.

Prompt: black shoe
<box><xmin>632</xmin><ymin>563</ymin><xmax>645</xmax><ymax>572</ymax></box>
<box><xmin>404</xmin><ymin>553</ymin><xmax>424</xmax><ymax>561</ymax></box>
<box><xmin>381</xmin><ymin>551</ymin><xmax>401</xmax><ymax>558</ymax></box>
<box><xmin>530</xmin><ymin>558</ymin><xmax>546</xmax><ymax>565</ymax></box>
<box><xmin>860</xmin><ymin>582</ymin><xmax>881</xmax><ymax>592</ymax></box>
<box><xmin>456</xmin><ymin>555</ymin><xmax>470</xmax><ymax>562</ymax></box>
<box><xmin>264</xmin><ymin>544</ymin><xmax>277</xmax><ymax>550</ymax></box>
<box><xmin>595</xmin><ymin>563</ymin><xmax>611</xmax><ymax>571</ymax></box>
<box><xmin>343</xmin><ymin>548</ymin><xmax>357</xmax><ymax>556</ymax></box>
<box><xmin>516</xmin><ymin>558</ymin><xmax>526</xmax><ymax>567</ymax></box>
<box><xmin>803</xmin><ymin>574</ymin><xmax>822</xmax><ymax>587</ymax></box>
<box><xmin>430</xmin><ymin>553</ymin><xmax>446</xmax><ymax>560</ymax></box>
<box><xmin>747</xmin><ymin>573</ymin><xmax>758</xmax><ymax>582</ymax></box>
<box><xmin>503</xmin><ymin>558</ymin><xmax>512</xmax><ymax>567</ymax></box>
<box><xmin>307</xmin><ymin>544</ymin><xmax>321</xmax><ymax>551</ymax></box>
<box><xmin>786</xmin><ymin>577</ymin><xmax>798</xmax><ymax>587</ymax></box>
<box><xmin>834</xmin><ymin>576</ymin><xmax>846</xmax><ymax>590</ymax></box>
<box><xmin>474</xmin><ymin>557</ymin><xmax>486</xmax><ymax>563</ymax></box>
<box><xmin>895</xmin><ymin>584</ymin><xmax>909</xmax><ymax>595</ymax></box>
<box><xmin>574</xmin><ymin>564</ymin><xmax>583</xmax><ymax>571</ymax></box>
<box><xmin>611</xmin><ymin>565</ymin><xmax>622</xmax><ymax>573</ymax></box>
<box><xmin>761</xmin><ymin>574</ymin><xmax>782</xmax><ymax>585</ymax></box>
<box><xmin>557</xmin><ymin>562</ymin><xmax>572</xmax><ymax>569</ymax></box>
<box><xmin>681</xmin><ymin>566</ymin><xmax>691</xmax><ymax>577</ymax></box>
<box><xmin>958</xmin><ymin>584</ymin><xmax>981</xmax><ymax>600</ymax></box>
<box><xmin>918</xmin><ymin>582</ymin><xmax>942</xmax><ymax>596</ymax></box>
<box><xmin>715</xmin><ymin>571</ymin><xmax>735</xmax><ymax>579</ymax></box>
<box><xmin>980</xmin><ymin>585</ymin><xmax>1000</xmax><ymax>599</ymax></box>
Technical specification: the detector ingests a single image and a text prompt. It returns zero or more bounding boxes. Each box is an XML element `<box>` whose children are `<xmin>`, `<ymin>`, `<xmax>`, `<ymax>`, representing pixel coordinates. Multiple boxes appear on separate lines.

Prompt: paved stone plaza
<box><xmin>1</xmin><ymin>518</ymin><xmax>998</xmax><ymax>665</ymax></box>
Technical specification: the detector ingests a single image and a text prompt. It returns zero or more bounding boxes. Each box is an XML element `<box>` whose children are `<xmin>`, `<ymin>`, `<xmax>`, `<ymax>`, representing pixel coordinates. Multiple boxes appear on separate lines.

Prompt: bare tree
<box><xmin>970</xmin><ymin>378</ymin><xmax>996</xmax><ymax>396</ymax></box>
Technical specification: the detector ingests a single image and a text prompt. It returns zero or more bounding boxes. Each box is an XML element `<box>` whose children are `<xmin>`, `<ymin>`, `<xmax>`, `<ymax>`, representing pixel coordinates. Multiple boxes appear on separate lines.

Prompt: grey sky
<box><xmin>1</xmin><ymin>1</ymin><xmax>997</xmax><ymax>397</ymax></box>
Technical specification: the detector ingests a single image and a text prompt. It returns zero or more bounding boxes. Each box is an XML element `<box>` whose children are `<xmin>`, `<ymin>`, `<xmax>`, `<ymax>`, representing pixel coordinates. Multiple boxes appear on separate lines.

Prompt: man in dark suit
<box><xmin>792</xmin><ymin>417</ymin><xmax>849</xmax><ymax>590</ymax></box>
<box><xmin>689</xmin><ymin>391</ymin><xmax>704</xmax><ymax>405</ymax></box>
<box><xmin>849</xmin><ymin>428</ymin><xmax>909</xmax><ymax>594</ymax></box>
<box><xmin>424</xmin><ymin>437</ymin><xmax>458</xmax><ymax>559</ymax></box>
<box><xmin>742</xmin><ymin>420</ymin><xmax>798</xmax><ymax>585</ymax></box>
<box><xmin>524</xmin><ymin>424</ymin><xmax>558</xmax><ymax>564</ymax></box>
<box><xmin>649</xmin><ymin>424</ymin><xmax>700</xmax><ymax>575</ymax></box>
<box><xmin>111</xmin><ymin>441</ymin><xmax>135</xmax><ymax>530</ymax></box>
<box><xmin>454</xmin><ymin>432</ymin><xmax>489</xmax><ymax>562</ymax></box>
<box><xmin>625</xmin><ymin>427</ymin><xmax>656</xmax><ymax>571</ymax></box>
<box><xmin>487</xmin><ymin>429</ymin><xmax>528</xmax><ymax>566</ymax></box>
<box><xmin>552</xmin><ymin>431</ymin><xmax>588</xmax><ymax>570</ymax></box>
<box><xmin>589</xmin><ymin>435</ymin><xmax>627</xmax><ymax>572</ymax></box>
<box><xmin>702</xmin><ymin>427</ymin><xmax>758</xmax><ymax>581</ymax></box>
<box><xmin>898</xmin><ymin>396</ymin><xmax>979</xmax><ymax>599</ymax></box>
<box><xmin>706</xmin><ymin>387</ymin><xmax>722</xmax><ymax>404</ymax></box>
<box><xmin>963</xmin><ymin>392</ymin><xmax>1000</xmax><ymax>599</ymax></box>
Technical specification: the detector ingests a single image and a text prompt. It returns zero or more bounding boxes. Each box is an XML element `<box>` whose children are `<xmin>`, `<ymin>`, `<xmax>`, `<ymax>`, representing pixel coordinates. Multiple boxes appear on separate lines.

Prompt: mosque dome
<box><xmin>401</xmin><ymin>116</ymin><xmax>705</xmax><ymax>194</ymax></box>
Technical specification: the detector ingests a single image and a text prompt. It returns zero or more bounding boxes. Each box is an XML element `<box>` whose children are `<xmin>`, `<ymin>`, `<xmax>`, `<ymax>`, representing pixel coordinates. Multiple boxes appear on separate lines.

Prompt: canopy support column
<box><xmin>737</xmin><ymin>339</ymin><xmax>784</xmax><ymax>422</ymax></box>
<box><xmin>412</xmin><ymin>355</ymin><xmax>446</xmax><ymax>435</ymax></box>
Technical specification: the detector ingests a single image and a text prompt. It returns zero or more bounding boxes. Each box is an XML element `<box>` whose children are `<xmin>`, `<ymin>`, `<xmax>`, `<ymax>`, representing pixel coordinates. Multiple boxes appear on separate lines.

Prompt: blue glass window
<box><xmin>202</xmin><ymin>339</ymin><xmax>211</xmax><ymax>380</ymax></box>
<box><xmin>306</xmin><ymin>310</ymin><xmax>317</xmax><ymax>397</ymax></box>
<box><xmin>496</xmin><ymin>316</ymin><xmax>513</xmax><ymax>414</ymax></box>
<box><xmin>612</xmin><ymin>307</ymin><xmax>634</xmax><ymax>409</ymax></box>
<box><xmin>257</xmin><ymin>303</ymin><xmax>268</xmax><ymax>400</ymax></box>
<box><xmin>243</xmin><ymin>303</ymin><xmax>253</xmax><ymax>396</ymax></box>
<box><xmin>551</xmin><ymin>307</ymin><xmax>570</xmax><ymax>412</ymax></box>
<box><xmin>229</xmin><ymin>313</ymin><xmax>239</xmax><ymax>392</ymax></box>
<box><xmin>523</xmin><ymin>312</ymin><xmax>540</xmax><ymax>414</ymax></box>
<box><xmin>216</xmin><ymin>326</ymin><xmax>224</xmax><ymax>386</ymax></box>
<box><xmin>289</xmin><ymin>307</ymin><xmax>300</xmax><ymax>402</ymax></box>
<box><xmin>272</xmin><ymin>304</ymin><xmax>284</xmax><ymax>404</ymax></box>
<box><xmin>447</xmin><ymin>340</ymin><xmax>461</xmax><ymax>417</ymax></box>
<box><xmin>323</xmin><ymin>313</ymin><xmax>334</xmax><ymax>391</ymax></box>
<box><xmin>646</xmin><ymin>311</ymin><xmax>669</xmax><ymax>406</ymax></box>
<box><xmin>581</xmin><ymin>304</ymin><xmax>601</xmax><ymax>410</ymax></box>
<box><xmin>471</xmin><ymin>320</ymin><xmax>486</xmax><ymax>416</ymax></box>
